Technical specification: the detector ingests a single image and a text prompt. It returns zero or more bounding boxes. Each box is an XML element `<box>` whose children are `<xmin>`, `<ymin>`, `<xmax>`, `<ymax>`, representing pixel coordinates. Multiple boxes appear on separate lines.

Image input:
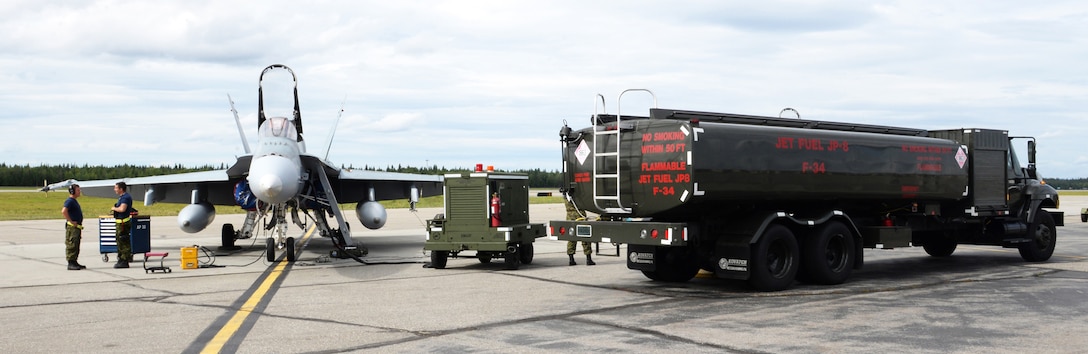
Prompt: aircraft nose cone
<box><xmin>247</xmin><ymin>154</ymin><xmax>300</xmax><ymax>204</ymax></box>
<box><xmin>258</xmin><ymin>174</ymin><xmax>284</xmax><ymax>199</ymax></box>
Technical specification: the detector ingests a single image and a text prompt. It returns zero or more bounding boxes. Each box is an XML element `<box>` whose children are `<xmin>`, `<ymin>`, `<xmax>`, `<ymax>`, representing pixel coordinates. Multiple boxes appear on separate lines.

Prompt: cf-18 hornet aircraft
<box><xmin>43</xmin><ymin>64</ymin><xmax>442</xmax><ymax>262</ymax></box>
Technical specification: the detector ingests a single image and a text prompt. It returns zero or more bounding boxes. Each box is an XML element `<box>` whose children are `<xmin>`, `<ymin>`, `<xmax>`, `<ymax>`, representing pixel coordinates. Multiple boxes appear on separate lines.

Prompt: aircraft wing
<box><xmin>305</xmin><ymin>156</ymin><xmax>443</xmax><ymax>204</ymax></box>
<box><xmin>42</xmin><ymin>169</ymin><xmax>242</xmax><ymax>206</ymax></box>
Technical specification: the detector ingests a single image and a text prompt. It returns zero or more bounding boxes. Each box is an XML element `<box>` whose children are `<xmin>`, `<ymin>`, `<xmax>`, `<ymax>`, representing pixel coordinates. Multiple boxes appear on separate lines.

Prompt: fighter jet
<box><xmin>42</xmin><ymin>64</ymin><xmax>442</xmax><ymax>262</ymax></box>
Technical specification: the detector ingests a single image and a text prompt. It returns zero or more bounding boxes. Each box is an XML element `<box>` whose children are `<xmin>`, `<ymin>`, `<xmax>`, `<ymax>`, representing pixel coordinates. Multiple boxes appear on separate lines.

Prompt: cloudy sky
<box><xmin>2</xmin><ymin>1</ymin><xmax>1086</xmax><ymax>177</ymax></box>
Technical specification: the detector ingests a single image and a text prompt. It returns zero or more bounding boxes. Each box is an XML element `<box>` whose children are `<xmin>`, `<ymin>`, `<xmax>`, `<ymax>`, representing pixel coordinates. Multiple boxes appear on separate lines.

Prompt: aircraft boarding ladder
<box><xmin>591</xmin><ymin>89</ymin><xmax>656</xmax><ymax>214</ymax></box>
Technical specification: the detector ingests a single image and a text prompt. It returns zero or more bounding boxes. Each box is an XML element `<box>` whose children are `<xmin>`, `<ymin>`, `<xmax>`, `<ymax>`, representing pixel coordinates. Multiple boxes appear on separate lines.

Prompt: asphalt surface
<box><xmin>2</xmin><ymin>200</ymin><xmax>1087</xmax><ymax>353</ymax></box>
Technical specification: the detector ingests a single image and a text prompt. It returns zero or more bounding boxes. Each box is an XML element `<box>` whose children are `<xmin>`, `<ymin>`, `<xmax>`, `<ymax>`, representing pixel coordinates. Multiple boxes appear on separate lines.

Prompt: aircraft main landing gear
<box><xmin>328</xmin><ymin>229</ymin><xmax>367</xmax><ymax>260</ymax></box>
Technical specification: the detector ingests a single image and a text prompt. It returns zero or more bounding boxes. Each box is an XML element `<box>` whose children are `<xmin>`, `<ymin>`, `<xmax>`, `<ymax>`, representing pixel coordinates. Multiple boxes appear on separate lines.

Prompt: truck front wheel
<box><xmin>1019</xmin><ymin>210</ymin><xmax>1057</xmax><ymax>262</ymax></box>
<box><xmin>800</xmin><ymin>221</ymin><xmax>855</xmax><ymax>285</ymax></box>
<box><xmin>749</xmin><ymin>225</ymin><xmax>799</xmax><ymax>292</ymax></box>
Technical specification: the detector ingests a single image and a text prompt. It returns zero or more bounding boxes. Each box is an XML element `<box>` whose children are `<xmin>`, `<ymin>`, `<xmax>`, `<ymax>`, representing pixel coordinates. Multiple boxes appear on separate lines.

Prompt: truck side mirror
<box><xmin>1027</xmin><ymin>140</ymin><xmax>1036</xmax><ymax>164</ymax></box>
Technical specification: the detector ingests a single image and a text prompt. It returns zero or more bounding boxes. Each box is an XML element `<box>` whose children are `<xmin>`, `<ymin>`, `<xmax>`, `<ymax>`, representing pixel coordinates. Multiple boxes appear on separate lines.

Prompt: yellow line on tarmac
<box><xmin>200</xmin><ymin>260</ymin><xmax>287</xmax><ymax>353</ymax></box>
<box><xmin>199</xmin><ymin>225</ymin><xmax>316</xmax><ymax>354</ymax></box>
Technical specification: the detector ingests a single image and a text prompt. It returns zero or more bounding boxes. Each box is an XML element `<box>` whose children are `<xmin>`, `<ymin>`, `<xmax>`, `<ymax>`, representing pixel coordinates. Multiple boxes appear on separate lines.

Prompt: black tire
<box><xmin>1019</xmin><ymin>210</ymin><xmax>1057</xmax><ymax>262</ymax></box>
<box><xmin>922</xmin><ymin>235</ymin><xmax>957</xmax><ymax>257</ymax></box>
<box><xmin>478</xmin><ymin>253</ymin><xmax>493</xmax><ymax>264</ymax></box>
<box><xmin>518</xmin><ymin>242</ymin><xmax>535</xmax><ymax>265</ymax></box>
<box><xmin>221</xmin><ymin>223</ymin><xmax>236</xmax><ymax>248</ymax></box>
<box><xmin>748</xmin><ymin>225</ymin><xmax>799</xmax><ymax>292</ymax></box>
<box><xmin>800</xmin><ymin>222</ymin><xmax>855</xmax><ymax>285</ymax></box>
<box><xmin>639</xmin><ymin>247</ymin><xmax>699</xmax><ymax>282</ymax></box>
<box><xmin>266</xmin><ymin>237</ymin><xmax>276</xmax><ymax>263</ymax></box>
<box><xmin>285</xmin><ymin>237</ymin><xmax>296</xmax><ymax>262</ymax></box>
<box><xmin>431</xmin><ymin>250</ymin><xmax>449</xmax><ymax>269</ymax></box>
<box><xmin>504</xmin><ymin>245</ymin><xmax>520</xmax><ymax>270</ymax></box>
<box><xmin>1081</xmin><ymin>213</ymin><xmax>1086</xmax><ymax>223</ymax></box>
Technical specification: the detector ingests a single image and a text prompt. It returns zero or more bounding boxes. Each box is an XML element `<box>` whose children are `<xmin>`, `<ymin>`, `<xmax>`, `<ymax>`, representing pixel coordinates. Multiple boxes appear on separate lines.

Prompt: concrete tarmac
<box><xmin>2</xmin><ymin>200</ymin><xmax>1088</xmax><ymax>353</ymax></box>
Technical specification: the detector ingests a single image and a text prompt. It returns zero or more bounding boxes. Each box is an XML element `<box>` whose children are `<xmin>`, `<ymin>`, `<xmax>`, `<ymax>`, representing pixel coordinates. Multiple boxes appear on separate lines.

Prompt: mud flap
<box><xmin>714</xmin><ymin>238</ymin><xmax>751</xmax><ymax>280</ymax></box>
<box><xmin>626</xmin><ymin>244</ymin><xmax>658</xmax><ymax>272</ymax></box>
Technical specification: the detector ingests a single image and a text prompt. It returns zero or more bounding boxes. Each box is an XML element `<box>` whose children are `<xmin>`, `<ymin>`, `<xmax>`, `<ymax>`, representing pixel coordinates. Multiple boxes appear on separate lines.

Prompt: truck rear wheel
<box><xmin>800</xmin><ymin>221</ymin><xmax>855</xmax><ymax>285</ymax></box>
<box><xmin>639</xmin><ymin>247</ymin><xmax>699</xmax><ymax>282</ymax></box>
<box><xmin>431</xmin><ymin>251</ymin><xmax>449</xmax><ymax>269</ymax></box>
<box><xmin>921</xmin><ymin>234</ymin><xmax>957</xmax><ymax>257</ymax></box>
<box><xmin>1019</xmin><ymin>210</ymin><xmax>1056</xmax><ymax>262</ymax></box>
<box><xmin>749</xmin><ymin>225</ymin><xmax>799</xmax><ymax>292</ymax></box>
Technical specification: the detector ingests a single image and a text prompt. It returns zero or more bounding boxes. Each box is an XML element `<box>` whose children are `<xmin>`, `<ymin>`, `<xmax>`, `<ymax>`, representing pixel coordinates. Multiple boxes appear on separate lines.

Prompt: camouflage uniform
<box><xmin>115</xmin><ymin>219</ymin><xmax>132</xmax><ymax>262</ymax></box>
<box><xmin>113</xmin><ymin>188</ymin><xmax>134</xmax><ymax>266</ymax></box>
<box><xmin>63</xmin><ymin>192</ymin><xmax>85</xmax><ymax>270</ymax></box>
<box><xmin>65</xmin><ymin>223</ymin><xmax>82</xmax><ymax>261</ymax></box>
<box><xmin>564</xmin><ymin>198</ymin><xmax>594</xmax><ymax>265</ymax></box>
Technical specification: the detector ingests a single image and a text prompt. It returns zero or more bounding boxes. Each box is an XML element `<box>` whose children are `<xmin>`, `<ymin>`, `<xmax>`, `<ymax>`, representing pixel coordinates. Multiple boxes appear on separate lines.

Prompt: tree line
<box><xmin>0</xmin><ymin>163</ymin><xmax>225</xmax><ymax>187</ymax></box>
<box><xmin>0</xmin><ymin>163</ymin><xmax>564</xmax><ymax>188</ymax></box>
<box><xmin>1047</xmin><ymin>178</ymin><xmax>1088</xmax><ymax>190</ymax></box>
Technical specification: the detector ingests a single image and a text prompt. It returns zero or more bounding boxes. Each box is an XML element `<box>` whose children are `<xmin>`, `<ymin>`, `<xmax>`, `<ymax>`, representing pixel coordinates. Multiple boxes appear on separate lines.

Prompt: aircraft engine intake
<box><xmin>356</xmin><ymin>201</ymin><xmax>387</xmax><ymax>229</ymax></box>
<box><xmin>178</xmin><ymin>202</ymin><xmax>216</xmax><ymax>233</ymax></box>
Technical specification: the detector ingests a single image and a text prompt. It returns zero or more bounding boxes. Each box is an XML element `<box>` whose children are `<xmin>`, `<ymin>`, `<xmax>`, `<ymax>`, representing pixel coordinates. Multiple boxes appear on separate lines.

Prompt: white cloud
<box><xmin>1</xmin><ymin>0</ymin><xmax>1086</xmax><ymax>178</ymax></box>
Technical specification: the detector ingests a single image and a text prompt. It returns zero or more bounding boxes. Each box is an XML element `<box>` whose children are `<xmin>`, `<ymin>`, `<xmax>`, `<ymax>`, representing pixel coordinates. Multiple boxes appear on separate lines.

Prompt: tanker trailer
<box><xmin>549</xmin><ymin>91</ymin><xmax>1062</xmax><ymax>292</ymax></box>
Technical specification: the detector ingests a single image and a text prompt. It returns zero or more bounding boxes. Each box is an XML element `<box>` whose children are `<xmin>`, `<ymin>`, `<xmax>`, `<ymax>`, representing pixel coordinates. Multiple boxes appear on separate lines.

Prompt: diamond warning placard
<box><xmin>955</xmin><ymin>147</ymin><xmax>968</xmax><ymax>168</ymax></box>
<box><xmin>575</xmin><ymin>140</ymin><xmax>591</xmax><ymax>165</ymax></box>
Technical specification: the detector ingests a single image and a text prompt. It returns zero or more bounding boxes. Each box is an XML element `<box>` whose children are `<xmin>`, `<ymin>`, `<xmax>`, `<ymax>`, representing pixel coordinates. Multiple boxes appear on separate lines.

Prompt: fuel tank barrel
<box><xmin>563</xmin><ymin>109</ymin><xmax>971</xmax><ymax>216</ymax></box>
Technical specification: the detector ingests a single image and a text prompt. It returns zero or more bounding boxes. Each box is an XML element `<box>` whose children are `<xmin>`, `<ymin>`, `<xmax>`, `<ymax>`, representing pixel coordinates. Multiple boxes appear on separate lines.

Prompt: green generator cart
<box><xmin>425</xmin><ymin>170</ymin><xmax>546</xmax><ymax>270</ymax></box>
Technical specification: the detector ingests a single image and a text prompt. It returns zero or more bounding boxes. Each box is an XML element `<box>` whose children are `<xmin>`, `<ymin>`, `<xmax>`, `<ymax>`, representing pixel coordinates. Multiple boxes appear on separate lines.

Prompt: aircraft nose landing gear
<box><xmin>266</xmin><ymin>236</ymin><xmax>297</xmax><ymax>262</ymax></box>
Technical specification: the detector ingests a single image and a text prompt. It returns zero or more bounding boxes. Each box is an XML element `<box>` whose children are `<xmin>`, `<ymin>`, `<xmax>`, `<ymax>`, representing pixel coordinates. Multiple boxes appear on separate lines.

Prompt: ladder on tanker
<box><xmin>592</xmin><ymin>89</ymin><xmax>656</xmax><ymax>214</ymax></box>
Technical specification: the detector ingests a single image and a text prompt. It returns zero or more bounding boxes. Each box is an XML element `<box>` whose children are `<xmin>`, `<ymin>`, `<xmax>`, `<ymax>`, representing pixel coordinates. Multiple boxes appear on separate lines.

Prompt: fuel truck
<box><xmin>549</xmin><ymin>90</ymin><xmax>1062</xmax><ymax>292</ymax></box>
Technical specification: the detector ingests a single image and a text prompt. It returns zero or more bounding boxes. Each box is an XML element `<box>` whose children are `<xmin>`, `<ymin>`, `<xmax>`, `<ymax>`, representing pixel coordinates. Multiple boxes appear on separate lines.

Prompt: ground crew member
<box><xmin>111</xmin><ymin>182</ymin><xmax>133</xmax><ymax>268</ymax></box>
<box><xmin>490</xmin><ymin>192</ymin><xmax>501</xmax><ymax>227</ymax></box>
<box><xmin>564</xmin><ymin>197</ymin><xmax>594</xmax><ymax>266</ymax></box>
<box><xmin>62</xmin><ymin>184</ymin><xmax>86</xmax><ymax>270</ymax></box>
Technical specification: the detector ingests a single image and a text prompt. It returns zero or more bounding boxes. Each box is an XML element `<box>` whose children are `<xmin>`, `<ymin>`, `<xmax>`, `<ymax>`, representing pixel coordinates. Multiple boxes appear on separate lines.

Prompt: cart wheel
<box><xmin>431</xmin><ymin>250</ymin><xmax>449</xmax><ymax>269</ymax></box>
<box><xmin>518</xmin><ymin>242</ymin><xmax>534</xmax><ymax>265</ymax></box>
<box><xmin>503</xmin><ymin>245</ymin><xmax>520</xmax><ymax>270</ymax></box>
<box><xmin>102</xmin><ymin>254</ymin><xmax>109</xmax><ymax>263</ymax></box>
<box><xmin>166</xmin><ymin>268</ymin><xmax>172</xmax><ymax>273</ymax></box>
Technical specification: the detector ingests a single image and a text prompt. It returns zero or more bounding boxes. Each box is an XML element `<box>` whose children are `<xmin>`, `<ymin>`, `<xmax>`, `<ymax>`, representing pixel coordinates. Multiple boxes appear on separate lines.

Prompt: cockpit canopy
<box><xmin>259</xmin><ymin>117</ymin><xmax>299</xmax><ymax>141</ymax></box>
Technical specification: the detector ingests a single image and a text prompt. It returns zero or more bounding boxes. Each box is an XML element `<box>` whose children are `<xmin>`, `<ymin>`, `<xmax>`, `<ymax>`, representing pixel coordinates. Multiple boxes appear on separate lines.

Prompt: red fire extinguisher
<box><xmin>490</xmin><ymin>192</ymin><xmax>501</xmax><ymax>227</ymax></box>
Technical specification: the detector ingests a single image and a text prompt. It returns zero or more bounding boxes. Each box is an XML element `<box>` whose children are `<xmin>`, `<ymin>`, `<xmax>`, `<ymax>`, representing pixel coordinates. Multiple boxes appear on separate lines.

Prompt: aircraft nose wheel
<box><xmin>285</xmin><ymin>237</ymin><xmax>296</xmax><ymax>262</ymax></box>
<box><xmin>266</xmin><ymin>237</ymin><xmax>297</xmax><ymax>262</ymax></box>
<box><xmin>266</xmin><ymin>237</ymin><xmax>276</xmax><ymax>262</ymax></box>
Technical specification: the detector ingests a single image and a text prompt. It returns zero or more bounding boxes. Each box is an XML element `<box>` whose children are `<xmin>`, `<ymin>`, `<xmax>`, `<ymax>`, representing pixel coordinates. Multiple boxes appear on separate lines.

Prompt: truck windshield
<box><xmin>1007</xmin><ymin>139</ymin><xmax>1027</xmax><ymax>178</ymax></box>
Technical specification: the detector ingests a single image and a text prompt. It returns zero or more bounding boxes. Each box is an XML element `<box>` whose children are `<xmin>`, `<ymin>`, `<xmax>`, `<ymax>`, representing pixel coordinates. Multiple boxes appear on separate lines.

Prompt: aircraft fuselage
<box><xmin>247</xmin><ymin>117</ymin><xmax>304</xmax><ymax>205</ymax></box>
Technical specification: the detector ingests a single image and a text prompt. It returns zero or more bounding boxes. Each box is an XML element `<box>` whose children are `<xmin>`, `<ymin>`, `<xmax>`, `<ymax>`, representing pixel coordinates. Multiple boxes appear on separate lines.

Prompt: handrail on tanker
<box><xmin>591</xmin><ymin>89</ymin><xmax>657</xmax><ymax>214</ymax></box>
<box><xmin>592</xmin><ymin>93</ymin><xmax>606</xmax><ymax>123</ymax></box>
